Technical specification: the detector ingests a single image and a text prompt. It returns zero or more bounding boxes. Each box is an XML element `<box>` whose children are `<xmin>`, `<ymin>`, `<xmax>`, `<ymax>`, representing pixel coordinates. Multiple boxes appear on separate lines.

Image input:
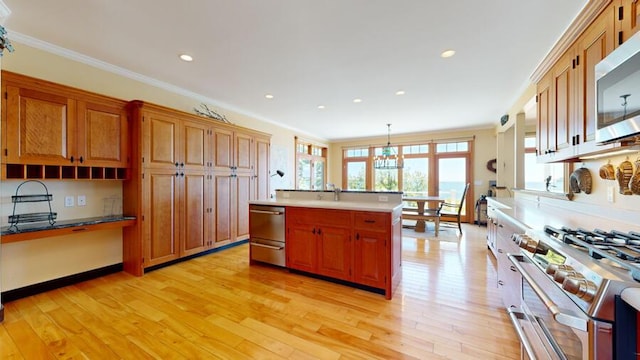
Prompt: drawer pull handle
<box><xmin>364</xmin><ymin>219</ymin><xmax>376</xmax><ymax>223</ymax></box>
<box><xmin>72</xmin><ymin>228</ymin><xmax>88</xmax><ymax>232</ymax></box>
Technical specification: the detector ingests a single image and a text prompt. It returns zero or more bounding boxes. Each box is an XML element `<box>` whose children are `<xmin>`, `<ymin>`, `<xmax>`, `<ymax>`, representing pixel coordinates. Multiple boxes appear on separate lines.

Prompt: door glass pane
<box><xmin>438</xmin><ymin>157</ymin><xmax>466</xmax><ymax>214</ymax></box>
<box><xmin>297</xmin><ymin>158</ymin><xmax>311</xmax><ymax>190</ymax></box>
<box><xmin>313</xmin><ymin>160</ymin><xmax>325</xmax><ymax>190</ymax></box>
<box><xmin>374</xmin><ymin>169</ymin><xmax>398</xmax><ymax>191</ymax></box>
<box><xmin>402</xmin><ymin>158</ymin><xmax>428</xmax><ymax>197</ymax></box>
<box><xmin>346</xmin><ymin>161</ymin><xmax>366</xmax><ymax>190</ymax></box>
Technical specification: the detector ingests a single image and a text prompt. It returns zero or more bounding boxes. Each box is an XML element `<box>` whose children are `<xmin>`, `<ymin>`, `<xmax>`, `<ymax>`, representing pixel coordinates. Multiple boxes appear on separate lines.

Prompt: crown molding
<box><xmin>530</xmin><ymin>0</ymin><xmax>611</xmax><ymax>83</ymax></box>
<box><xmin>7</xmin><ymin>31</ymin><xmax>321</xmax><ymax>140</ymax></box>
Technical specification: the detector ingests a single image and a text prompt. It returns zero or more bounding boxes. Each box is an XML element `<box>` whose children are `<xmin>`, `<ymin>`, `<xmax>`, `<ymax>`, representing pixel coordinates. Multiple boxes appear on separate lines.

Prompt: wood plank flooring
<box><xmin>0</xmin><ymin>224</ymin><xmax>520</xmax><ymax>359</ymax></box>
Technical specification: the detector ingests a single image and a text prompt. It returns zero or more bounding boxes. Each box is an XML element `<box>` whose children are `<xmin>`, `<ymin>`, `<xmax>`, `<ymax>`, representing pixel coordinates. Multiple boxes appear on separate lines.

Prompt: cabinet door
<box><xmin>287</xmin><ymin>223</ymin><xmax>317</xmax><ymax>273</ymax></box>
<box><xmin>620</xmin><ymin>0</ymin><xmax>640</xmax><ymax>43</ymax></box>
<box><xmin>354</xmin><ymin>230</ymin><xmax>386</xmax><ymax>288</ymax></box>
<box><xmin>181</xmin><ymin>170</ymin><xmax>210</xmax><ymax>256</ymax></box>
<box><xmin>181</xmin><ymin>120</ymin><xmax>208</xmax><ymax>170</ymax></box>
<box><xmin>255</xmin><ymin>136</ymin><xmax>270</xmax><ymax>200</ymax></box>
<box><xmin>577</xmin><ymin>5</ymin><xmax>615</xmax><ymax>144</ymax></box>
<box><xmin>143</xmin><ymin>110</ymin><xmax>180</xmax><ymax>169</ymax></box>
<box><xmin>213</xmin><ymin>172</ymin><xmax>233</xmax><ymax>246</ymax></box>
<box><xmin>213</xmin><ymin>127</ymin><xmax>234</xmax><ymax>171</ymax></box>
<box><xmin>235</xmin><ymin>172</ymin><xmax>254</xmax><ymax>241</ymax></box>
<box><xmin>537</xmin><ymin>72</ymin><xmax>554</xmax><ymax>156</ymax></box>
<box><xmin>317</xmin><ymin>226</ymin><xmax>352</xmax><ymax>281</ymax></box>
<box><xmin>235</xmin><ymin>131</ymin><xmax>254</xmax><ymax>173</ymax></box>
<box><xmin>4</xmin><ymin>85</ymin><xmax>76</xmax><ymax>165</ymax></box>
<box><xmin>144</xmin><ymin>169</ymin><xmax>180</xmax><ymax>267</ymax></box>
<box><xmin>553</xmin><ymin>49</ymin><xmax>577</xmax><ymax>151</ymax></box>
<box><xmin>77</xmin><ymin>99</ymin><xmax>129</xmax><ymax>167</ymax></box>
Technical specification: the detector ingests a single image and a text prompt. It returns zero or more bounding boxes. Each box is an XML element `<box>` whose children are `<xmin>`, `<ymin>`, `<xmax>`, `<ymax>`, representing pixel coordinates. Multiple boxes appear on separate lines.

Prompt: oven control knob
<box><xmin>513</xmin><ymin>234</ymin><xmax>538</xmax><ymax>253</ymax></box>
<box><xmin>552</xmin><ymin>265</ymin><xmax>578</xmax><ymax>283</ymax></box>
<box><xmin>562</xmin><ymin>276</ymin><xmax>597</xmax><ymax>302</ymax></box>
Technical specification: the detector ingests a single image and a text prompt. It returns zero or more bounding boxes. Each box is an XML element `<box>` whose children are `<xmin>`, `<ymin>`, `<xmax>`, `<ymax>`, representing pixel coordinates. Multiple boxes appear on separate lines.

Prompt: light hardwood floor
<box><xmin>0</xmin><ymin>224</ymin><xmax>520</xmax><ymax>359</ymax></box>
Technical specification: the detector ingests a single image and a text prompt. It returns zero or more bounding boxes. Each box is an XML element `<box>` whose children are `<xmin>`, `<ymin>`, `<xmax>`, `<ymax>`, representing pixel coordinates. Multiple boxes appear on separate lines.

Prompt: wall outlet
<box><xmin>77</xmin><ymin>195</ymin><xmax>86</xmax><ymax>206</ymax></box>
<box><xmin>607</xmin><ymin>186</ymin><xmax>615</xmax><ymax>203</ymax></box>
<box><xmin>378</xmin><ymin>195</ymin><xmax>388</xmax><ymax>202</ymax></box>
<box><xmin>65</xmin><ymin>196</ymin><xmax>74</xmax><ymax>207</ymax></box>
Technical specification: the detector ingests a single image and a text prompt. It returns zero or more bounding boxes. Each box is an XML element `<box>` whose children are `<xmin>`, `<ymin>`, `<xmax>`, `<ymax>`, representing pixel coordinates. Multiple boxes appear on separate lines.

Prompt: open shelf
<box><xmin>2</xmin><ymin>164</ymin><xmax>130</xmax><ymax>180</ymax></box>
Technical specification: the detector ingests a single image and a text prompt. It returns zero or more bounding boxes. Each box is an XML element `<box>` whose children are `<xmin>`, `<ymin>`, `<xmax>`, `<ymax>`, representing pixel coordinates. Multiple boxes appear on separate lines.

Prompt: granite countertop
<box><xmin>250</xmin><ymin>199</ymin><xmax>402</xmax><ymax>213</ymax></box>
<box><xmin>1</xmin><ymin>215</ymin><xmax>136</xmax><ymax>236</ymax></box>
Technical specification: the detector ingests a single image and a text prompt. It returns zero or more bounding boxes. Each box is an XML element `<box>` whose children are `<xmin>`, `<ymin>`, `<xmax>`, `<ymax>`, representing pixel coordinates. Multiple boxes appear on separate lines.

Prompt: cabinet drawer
<box><xmin>354</xmin><ymin>212</ymin><xmax>388</xmax><ymax>230</ymax></box>
<box><xmin>287</xmin><ymin>208</ymin><xmax>351</xmax><ymax>228</ymax></box>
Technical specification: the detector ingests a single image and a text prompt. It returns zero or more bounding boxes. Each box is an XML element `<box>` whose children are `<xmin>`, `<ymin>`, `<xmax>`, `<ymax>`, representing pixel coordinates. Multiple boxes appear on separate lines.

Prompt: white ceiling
<box><xmin>3</xmin><ymin>0</ymin><xmax>587</xmax><ymax>141</ymax></box>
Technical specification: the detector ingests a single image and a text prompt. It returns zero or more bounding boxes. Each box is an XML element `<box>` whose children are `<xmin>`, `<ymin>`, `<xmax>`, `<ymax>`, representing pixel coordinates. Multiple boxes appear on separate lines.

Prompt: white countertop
<box><xmin>250</xmin><ymin>199</ymin><xmax>402</xmax><ymax>213</ymax></box>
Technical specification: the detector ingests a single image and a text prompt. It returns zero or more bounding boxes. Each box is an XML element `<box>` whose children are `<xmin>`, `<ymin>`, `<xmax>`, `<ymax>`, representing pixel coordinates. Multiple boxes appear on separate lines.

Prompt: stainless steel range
<box><xmin>508</xmin><ymin>226</ymin><xmax>640</xmax><ymax>360</ymax></box>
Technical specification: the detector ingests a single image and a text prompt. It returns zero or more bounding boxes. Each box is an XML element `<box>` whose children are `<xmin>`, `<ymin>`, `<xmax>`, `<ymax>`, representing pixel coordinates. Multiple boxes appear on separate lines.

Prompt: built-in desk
<box><xmin>1</xmin><ymin>216</ymin><xmax>136</xmax><ymax>244</ymax></box>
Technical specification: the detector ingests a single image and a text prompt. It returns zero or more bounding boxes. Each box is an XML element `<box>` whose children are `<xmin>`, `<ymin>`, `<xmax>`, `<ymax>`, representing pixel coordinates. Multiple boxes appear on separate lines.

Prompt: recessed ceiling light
<box><xmin>179</xmin><ymin>54</ymin><xmax>193</xmax><ymax>62</ymax></box>
<box><xmin>265</xmin><ymin>94</ymin><xmax>274</xmax><ymax>99</ymax></box>
<box><xmin>395</xmin><ymin>90</ymin><xmax>405</xmax><ymax>96</ymax></box>
<box><xmin>318</xmin><ymin>105</ymin><xmax>325</xmax><ymax>109</ymax></box>
<box><xmin>353</xmin><ymin>98</ymin><xmax>362</xmax><ymax>103</ymax></box>
<box><xmin>441</xmin><ymin>50</ymin><xmax>456</xmax><ymax>58</ymax></box>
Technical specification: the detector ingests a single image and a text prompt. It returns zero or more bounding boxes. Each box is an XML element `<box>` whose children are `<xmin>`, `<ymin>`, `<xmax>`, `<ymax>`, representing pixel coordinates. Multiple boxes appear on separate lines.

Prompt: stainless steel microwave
<box><xmin>596</xmin><ymin>31</ymin><xmax>640</xmax><ymax>144</ymax></box>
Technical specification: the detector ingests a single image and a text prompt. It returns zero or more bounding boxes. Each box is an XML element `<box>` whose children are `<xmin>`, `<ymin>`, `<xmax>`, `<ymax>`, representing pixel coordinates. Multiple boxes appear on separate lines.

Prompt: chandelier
<box><xmin>374</xmin><ymin>124</ymin><xmax>404</xmax><ymax>169</ymax></box>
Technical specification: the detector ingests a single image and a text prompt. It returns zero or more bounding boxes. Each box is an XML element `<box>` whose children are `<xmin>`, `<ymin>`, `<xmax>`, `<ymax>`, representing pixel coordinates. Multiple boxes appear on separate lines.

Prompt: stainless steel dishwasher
<box><xmin>249</xmin><ymin>204</ymin><xmax>286</xmax><ymax>266</ymax></box>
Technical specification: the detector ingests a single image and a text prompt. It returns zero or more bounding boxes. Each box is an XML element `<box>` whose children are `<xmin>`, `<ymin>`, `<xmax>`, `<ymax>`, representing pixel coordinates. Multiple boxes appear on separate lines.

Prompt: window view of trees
<box><xmin>296</xmin><ymin>139</ymin><xmax>327</xmax><ymax>190</ymax></box>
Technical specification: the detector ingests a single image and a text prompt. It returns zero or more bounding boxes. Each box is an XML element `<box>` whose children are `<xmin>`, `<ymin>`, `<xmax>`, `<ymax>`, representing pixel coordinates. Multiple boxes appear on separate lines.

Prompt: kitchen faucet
<box><xmin>334</xmin><ymin>187</ymin><xmax>341</xmax><ymax>201</ymax></box>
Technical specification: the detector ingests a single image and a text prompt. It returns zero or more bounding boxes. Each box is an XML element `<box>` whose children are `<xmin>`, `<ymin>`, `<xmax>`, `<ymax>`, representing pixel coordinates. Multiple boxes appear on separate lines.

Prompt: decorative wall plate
<box><xmin>599</xmin><ymin>162</ymin><xmax>615</xmax><ymax>180</ymax></box>
<box><xmin>616</xmin><ymin>160</ymin><xmax>634</xmax><ymax>195</ymax></box>
<box><xmin>630</xmin><ymin>159</ymin><xmax>640</xmax><ymax>195</ymax></box>
<box><xmin>570</xmin><ymin>167</ymin><xmax>592</xmax><ymax>194</ymax></box>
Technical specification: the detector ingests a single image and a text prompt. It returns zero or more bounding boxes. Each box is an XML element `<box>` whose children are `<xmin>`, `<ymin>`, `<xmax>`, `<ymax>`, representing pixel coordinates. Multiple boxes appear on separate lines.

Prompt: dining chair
<box><xmin>437</xmin><ymin>183</ymin><xmax>470</xmax><ymax>234</ymax></box>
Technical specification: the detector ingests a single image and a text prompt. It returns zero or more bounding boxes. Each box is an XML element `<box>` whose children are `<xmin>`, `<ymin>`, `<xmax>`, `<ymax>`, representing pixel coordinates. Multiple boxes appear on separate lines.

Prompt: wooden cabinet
<box><xmin>486</xmin><ymin>202</ymin><xmax>499</xmax><ymax>258</ymax></box>
<box><xmin>353</xmin><ymin>212</ymin><xmax>388</xmax><ymax>289</ymax></box>
<box><xmin>496</xmin><ymin>212</ymin><xmax>524</xmax><ymax>310</ymax></box>
<box><xmin>124</xmin><ymin>100</ymin><xmax>270</xmax><ymax>274</ymax></box>
<box><xmin>1</xmin><ymin>71</ymin><xmax>129</xmax><ymax>179</ymax></box>
<box><xmin>135</xmin><ymin>103</ymin><xmax>213</xmax><ymax>268</ymax></box>
<box><xmin>536</xmin><ymin>4</ymin><xmax>616</xmax><ymax>162</ymax></box>
<box><xmin>285</xmin><ymin>206</ymin><xmax>401</xmax><ymax>299</ymax></box>
<box><xmin>286</xmin><ymin>208</ymin><xmax>352</xmax><ymax>280</ymax></box>
<box><xmin>212</xmin><ymin>127</ymin><xmax>269</xmax><ymax>246</ymax></box>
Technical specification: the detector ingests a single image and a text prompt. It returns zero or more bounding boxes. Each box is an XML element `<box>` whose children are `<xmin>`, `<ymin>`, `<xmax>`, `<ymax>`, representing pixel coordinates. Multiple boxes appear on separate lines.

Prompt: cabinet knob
<box><xmin>79</xmin><ymin>156</ymin><xmax>84</xmax><ymax>164</ymax></box>
<box><xmin>70</xmin><ymin>156</ymin><xmax>75</xmax><ymax>163</ymax></box>
<box><xmin>175</xmin><ymin>162</ymin><xmax>179</xmax><ymax>168</ymax></box>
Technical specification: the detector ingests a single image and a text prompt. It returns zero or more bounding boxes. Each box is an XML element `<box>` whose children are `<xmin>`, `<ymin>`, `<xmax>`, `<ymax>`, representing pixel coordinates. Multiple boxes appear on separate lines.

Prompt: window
<box><xmin>343</xmin><ymin>148</ymin><xmax>368</xmax><ymax>191</ymax></box>
<box><xmin>524</xmin><ymin>136</ymin><xmax>565</xmax><ymax>193</ymax></box>
<box><xmin>341</xmin><ymin>139</ymin><xmax>473</xmax><ymax>221</ymax></box>
<box><xmin>296</xmin><ymin>139</ymin><xmax>327</xmax><ymax>190</ymax></box>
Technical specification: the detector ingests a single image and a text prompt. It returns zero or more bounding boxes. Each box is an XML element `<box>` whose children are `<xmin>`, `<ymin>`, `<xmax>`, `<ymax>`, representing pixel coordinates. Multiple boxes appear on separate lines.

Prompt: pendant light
<box><xmin>374</xmin><ymin>124</ymin><xmax>404</xmax><ymax>169</ymax></box>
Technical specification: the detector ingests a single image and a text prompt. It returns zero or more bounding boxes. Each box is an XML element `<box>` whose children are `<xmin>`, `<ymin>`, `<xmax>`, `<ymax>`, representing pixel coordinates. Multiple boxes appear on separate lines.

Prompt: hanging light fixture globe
<box><xmin>374</xmin><ymin>124</ymin><xmax>404</xmax><ymax>169</ymax></box>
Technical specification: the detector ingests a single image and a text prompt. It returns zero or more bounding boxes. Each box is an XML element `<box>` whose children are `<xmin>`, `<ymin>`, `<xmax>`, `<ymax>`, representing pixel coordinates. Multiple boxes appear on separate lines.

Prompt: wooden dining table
<box><xmin>402</xmin><ymin>195</ymin><xmax>446</xmax><ymax>233</ymax></box>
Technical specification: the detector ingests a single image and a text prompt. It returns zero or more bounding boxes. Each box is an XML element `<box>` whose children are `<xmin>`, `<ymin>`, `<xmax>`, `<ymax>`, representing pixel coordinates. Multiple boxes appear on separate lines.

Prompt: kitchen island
<box><xmin>249</xmin><ymin>190</ymin><xmax>403</xmax><ymax>299</ymax></box>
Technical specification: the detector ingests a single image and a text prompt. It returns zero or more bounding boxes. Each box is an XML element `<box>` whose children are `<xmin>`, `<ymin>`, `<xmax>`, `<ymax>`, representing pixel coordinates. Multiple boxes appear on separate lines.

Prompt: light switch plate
<box><xmin>77</xmin><ymin>195</ymin><xmax>86</xmax><ymax>206</ymax></box>
<box><xmin>65</xmin><ymin>196</ymin><xmax>74</xmax><ymax>207</ymax></box>
<box><xmin>606</xmin><ymin>186</ymin><xmax>615</xmax><ymax>203</ymax></box>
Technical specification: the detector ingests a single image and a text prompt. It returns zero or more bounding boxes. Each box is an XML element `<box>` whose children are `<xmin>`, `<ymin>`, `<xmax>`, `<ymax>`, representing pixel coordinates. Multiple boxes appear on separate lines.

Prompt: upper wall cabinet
<box><xmin>618</xmin><ymin>0</ymin><xmax>640</xmax><ymax>43</ymax></box>
<box><xmin>1</xmin><ymin>71</ymin><xmax>129</xmax><ymax>179</ymax></box>
<box><xmin>536</xmin><ymin>3</ymin><xmax>617</xmax><ymax>162</ymax></box>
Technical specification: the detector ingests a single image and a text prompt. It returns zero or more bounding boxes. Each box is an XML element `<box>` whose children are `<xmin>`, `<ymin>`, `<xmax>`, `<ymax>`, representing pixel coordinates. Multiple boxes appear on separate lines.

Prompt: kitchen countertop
<box><xmin>250</xmin><ymin>199</ymin><xmax>402</xmax><ymax>213</ymax></box>
<box><xmin>1</xmin><ymin>215</ymin><xmax>136</xmax><ymax>243</ymax></box>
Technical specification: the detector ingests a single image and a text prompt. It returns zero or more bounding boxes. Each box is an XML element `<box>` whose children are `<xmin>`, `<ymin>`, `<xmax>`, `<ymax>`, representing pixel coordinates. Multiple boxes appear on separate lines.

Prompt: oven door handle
<box><xmin>250</xmin><ymin>209</ymin><xmax>284</xmax><ymax>215</ymax></box>
<box><xmin>507</xmin><ymin>308</ymin><xmax>537</xmax><ymax>360</ymax></box>
<box><xmin>250</xmin><ymin>242</ymin><xmax>284</xmax><ymax>250</ymax></box>
<box><xmin>508</xmin><ymin>254</ymin><xmax>588</xmax><ymax>332</ymax></box>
